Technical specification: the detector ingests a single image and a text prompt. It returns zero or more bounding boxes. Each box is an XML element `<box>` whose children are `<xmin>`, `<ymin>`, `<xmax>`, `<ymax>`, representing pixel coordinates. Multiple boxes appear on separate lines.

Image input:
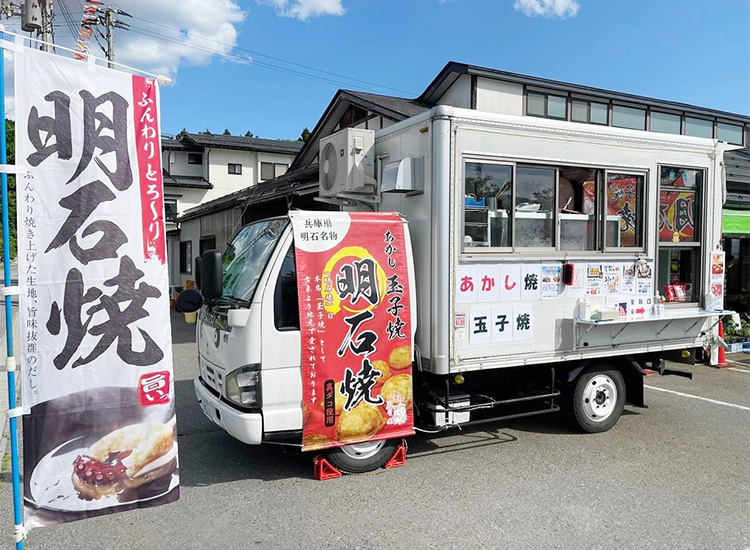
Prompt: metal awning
<box><xmin>723</xmin><ymin>209</ymin><xmax>750</xmax><ymax>235</ymax></box>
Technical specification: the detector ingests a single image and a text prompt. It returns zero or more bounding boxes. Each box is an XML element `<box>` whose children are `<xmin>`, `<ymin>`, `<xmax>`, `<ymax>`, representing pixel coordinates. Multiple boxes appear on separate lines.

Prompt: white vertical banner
<box><xmin>15</xmin><ymin>46</ymin><xmax>178</xmax><ymax>528</ymax></box>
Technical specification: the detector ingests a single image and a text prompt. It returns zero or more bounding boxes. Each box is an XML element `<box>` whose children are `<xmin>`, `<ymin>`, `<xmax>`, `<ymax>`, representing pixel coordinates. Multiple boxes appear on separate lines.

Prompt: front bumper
<box><xmin>194</xmin><ymin>377</ymin><xmax>263</xmax><ymax>445</ymax></box>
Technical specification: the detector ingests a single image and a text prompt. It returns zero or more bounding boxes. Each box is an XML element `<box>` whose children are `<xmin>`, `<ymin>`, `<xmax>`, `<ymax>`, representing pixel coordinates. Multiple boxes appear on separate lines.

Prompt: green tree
<box><xmin>0</xmin><ymin>119</ymin><xmax>15</xmax><ymax>261</ymax></box>
<box><xmin>223</xmin><ymin>128</ymin><xmax>231</xmax><ymax>136</ymax></box>
<box><xmin>298</xmin><ymin>127</ymin><xmax>311</xmax><ymax>142</ymax></box>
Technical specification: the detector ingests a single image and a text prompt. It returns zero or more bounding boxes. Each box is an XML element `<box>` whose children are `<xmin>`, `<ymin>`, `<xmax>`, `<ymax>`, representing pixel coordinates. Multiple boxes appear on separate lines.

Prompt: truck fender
<box><xmin>564</xmin><ymin>358</ymin><xmax>645</xmax><ymax>408</ymax></box>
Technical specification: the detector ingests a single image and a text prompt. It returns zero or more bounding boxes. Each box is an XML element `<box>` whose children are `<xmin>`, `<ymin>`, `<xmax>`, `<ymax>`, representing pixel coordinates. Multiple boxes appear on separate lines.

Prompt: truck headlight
<box><xmin>225</xmin><ymin>365</ymin><xmax>261</xmax><ymax>408</ymax></box>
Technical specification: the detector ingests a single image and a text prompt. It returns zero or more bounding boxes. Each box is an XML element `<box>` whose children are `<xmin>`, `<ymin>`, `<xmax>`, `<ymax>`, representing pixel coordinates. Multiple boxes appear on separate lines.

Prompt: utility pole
<box><xmin>102</xmin><ymin>5</ymin><xmax>130</xmax><ymax>69</ymax></box>
<box><xmin>40</xmin><ymin>0</ymin><xmax>52</xmax><ymax>52</ymax></box>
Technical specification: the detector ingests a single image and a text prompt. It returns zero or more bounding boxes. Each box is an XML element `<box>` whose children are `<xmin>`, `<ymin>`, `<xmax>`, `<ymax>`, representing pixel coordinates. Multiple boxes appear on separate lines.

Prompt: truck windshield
<box><xmin>222</xmin><ymin>218</ymin><xmax>289</xmax><ymax>303</ymax></box>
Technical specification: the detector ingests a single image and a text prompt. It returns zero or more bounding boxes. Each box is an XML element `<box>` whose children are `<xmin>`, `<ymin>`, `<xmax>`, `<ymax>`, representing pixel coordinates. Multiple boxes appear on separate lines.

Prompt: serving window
<box><xmin>462</xmin><ymin>160</ymin><xmax>647</xmax><ymax>254</ymax></box>
<box><xmin>656</xmin><ymin>166</ymin><xmax>704</xmax><ymax>303</ymax></box>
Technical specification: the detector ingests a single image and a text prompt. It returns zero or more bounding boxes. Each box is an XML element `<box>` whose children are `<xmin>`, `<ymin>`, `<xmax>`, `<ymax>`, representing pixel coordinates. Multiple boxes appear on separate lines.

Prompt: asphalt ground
<box><xmin>1</xmin><ymin>310</ymin><xmax>749</xmax><ymax>550</ymax></box>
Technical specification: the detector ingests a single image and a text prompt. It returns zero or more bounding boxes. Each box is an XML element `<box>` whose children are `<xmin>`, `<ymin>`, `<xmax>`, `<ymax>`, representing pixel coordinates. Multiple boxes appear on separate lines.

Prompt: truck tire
<box><xmin>324</xmin><ymin>439</ymin><xmax>400</xmax><ymax>474</ymax></box>
<box><xmin>572</xmin><ymin>367</ymin><xmax>626</xmax><ymax>433</ymax></box>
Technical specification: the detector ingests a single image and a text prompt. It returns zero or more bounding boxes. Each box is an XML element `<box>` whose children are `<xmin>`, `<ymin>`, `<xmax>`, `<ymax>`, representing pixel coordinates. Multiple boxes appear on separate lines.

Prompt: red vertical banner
<box><xmin>132</xmin><ymin>76</ymin><xmax>166</xmax><ymax>263</ymax></box>
<box><xmin>290</xmin><ymin>211</ymin><xmax>414</xmax><ymax>451</ymax></box>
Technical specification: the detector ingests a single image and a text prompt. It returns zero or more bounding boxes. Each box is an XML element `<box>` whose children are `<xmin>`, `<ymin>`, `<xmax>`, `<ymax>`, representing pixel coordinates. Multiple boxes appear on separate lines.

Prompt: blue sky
<box><xmin>33</xmin><ymin>0</ymin><xmax>750</xmax><ymax>140</ymax></box>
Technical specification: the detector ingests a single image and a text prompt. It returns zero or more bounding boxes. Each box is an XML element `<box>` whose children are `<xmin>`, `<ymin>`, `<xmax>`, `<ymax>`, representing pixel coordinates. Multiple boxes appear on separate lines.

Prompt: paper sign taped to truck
<box><xmin>290</xmin><ymin>211</ymin><xmax>414</xmax><ymax>451</ymax></box>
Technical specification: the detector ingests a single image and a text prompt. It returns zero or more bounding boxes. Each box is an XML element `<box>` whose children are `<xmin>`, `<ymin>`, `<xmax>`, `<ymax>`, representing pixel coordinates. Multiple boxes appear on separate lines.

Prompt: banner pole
<box><xmin>0</xmin><ymin>31</ymin><xmax>25</xmax><ymax>550</ymax></box>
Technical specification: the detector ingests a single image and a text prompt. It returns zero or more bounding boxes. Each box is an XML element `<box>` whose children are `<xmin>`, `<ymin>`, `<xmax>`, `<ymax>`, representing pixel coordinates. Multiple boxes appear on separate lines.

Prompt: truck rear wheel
<box><xmin>572</xmin><ymin>367</ymin><xmax>625</xmax><ymax>433</ymax></box>
<box><xmin>324</xmin><ymin>439</ymin><xmax>399</xmax><ymax>474</ymax></box>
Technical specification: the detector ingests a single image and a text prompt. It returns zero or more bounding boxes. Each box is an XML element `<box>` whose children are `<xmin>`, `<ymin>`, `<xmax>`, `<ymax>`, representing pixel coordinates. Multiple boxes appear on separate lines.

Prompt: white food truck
<box><xmin>188</xmin><ymin>105</ymin><xmax>732</xmax><ymax>472</ymax></box>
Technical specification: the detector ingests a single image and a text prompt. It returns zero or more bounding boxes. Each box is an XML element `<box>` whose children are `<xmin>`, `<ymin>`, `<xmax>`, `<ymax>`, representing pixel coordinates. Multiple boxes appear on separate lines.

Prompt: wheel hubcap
<box><xmin>340</xmin><ymin>440</ymin><xmax>386</xmax><ymax>460</ymax></box>
<box><xmin>582</xmin><ymin>374</ymin><xmax>617</xmax><ymax>422</ymax></box>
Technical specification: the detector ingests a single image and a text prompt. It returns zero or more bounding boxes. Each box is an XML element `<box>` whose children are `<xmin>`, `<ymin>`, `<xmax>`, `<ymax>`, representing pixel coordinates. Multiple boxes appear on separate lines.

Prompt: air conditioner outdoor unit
<box><xmin>318</xmin><ymin>128</ymin><xmax>375</xmax><ymax>198</ymax></box>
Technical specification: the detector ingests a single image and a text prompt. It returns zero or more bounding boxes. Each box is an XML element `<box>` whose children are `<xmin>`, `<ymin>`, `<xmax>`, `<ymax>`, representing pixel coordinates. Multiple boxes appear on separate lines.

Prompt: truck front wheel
<box><xmin>324</xmin><ymin>439</ymin><xmax>400</xmax><ymax>474</ymax></box>
<box><xmin>572</xmin><ymin>367</ymin><xmax>626</xmax><ymax>433</ymax></box>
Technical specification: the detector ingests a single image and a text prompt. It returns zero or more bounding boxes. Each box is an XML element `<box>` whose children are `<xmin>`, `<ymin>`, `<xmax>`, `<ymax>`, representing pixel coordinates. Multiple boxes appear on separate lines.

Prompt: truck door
<box><xmin>260</xmin><ymin>235</ymin><xmax>303</xmax><ymax>432</ymax></box>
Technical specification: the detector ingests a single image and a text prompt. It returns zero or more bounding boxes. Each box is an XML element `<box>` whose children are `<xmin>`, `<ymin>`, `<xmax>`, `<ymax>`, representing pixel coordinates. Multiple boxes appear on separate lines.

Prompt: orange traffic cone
<box><xmin>717</xmin><ymin>321</ymin><xmax>728</xmax><ymax>368</ymax></box>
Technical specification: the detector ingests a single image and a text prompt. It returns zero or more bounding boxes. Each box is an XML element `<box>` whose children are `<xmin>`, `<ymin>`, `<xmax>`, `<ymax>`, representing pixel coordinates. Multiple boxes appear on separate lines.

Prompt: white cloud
<box><xmin>514</xmin><ymin>0</ymin><xmax>579</xmax><ymax>18</ymax></box>
<box><xmin>260</xmin><ymin>0</ymin><xmax>345</xmax><ymax>21</ymax></box>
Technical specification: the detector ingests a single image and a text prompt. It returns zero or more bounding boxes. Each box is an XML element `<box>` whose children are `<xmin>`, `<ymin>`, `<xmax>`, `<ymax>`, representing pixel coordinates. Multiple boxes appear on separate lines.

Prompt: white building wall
<box><xmin>476</xmin><ymin>78</ymin><xmax>524</xmax><ymax>115</ymax></box>
<box><xmin>439</xmin><ymin>74</ymin><xmax>471</xmax><ymax>108</ymax></box>
<box><xmin>166</xmin><ymin>150</ymin><xmax>205</xmax><ymax>177</ymax></box>
<box><xmin>207</xmin><ymin>149</ymin><xmax>258</xmax><ymax>189</ymax></box>
<box><xmin>178</xmin><ymin>218</ymin><xmax>201</xmax><ymax>288</ymax></box>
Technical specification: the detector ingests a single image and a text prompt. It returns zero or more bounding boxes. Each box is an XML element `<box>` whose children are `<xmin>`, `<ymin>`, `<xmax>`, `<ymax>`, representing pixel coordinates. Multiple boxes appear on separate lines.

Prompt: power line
<box><xmin>127</xmin><ymin>15</ymin><xmax>415</xmax><ymax>96</ymax></box>
<box><xmin>63</xmin><ymin>9</ymin><xmax>416</xmax><ymax>96</ymax></box>
<box><xmin>125</xmin><ymin>24</ymin><xmax>402</xmax><ymax>94</ymax></box>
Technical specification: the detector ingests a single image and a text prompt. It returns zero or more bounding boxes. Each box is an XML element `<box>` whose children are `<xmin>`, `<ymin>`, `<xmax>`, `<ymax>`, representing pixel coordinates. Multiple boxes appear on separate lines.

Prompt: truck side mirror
<box><xmin>201</xmin><ymin>250</ymin><xmax>223</xmax><ymax>301</ymax></box>
<box><xmin>195</xmin><ymin>256</ymin><xmax>202</xmax><ymax>290</ymax></box>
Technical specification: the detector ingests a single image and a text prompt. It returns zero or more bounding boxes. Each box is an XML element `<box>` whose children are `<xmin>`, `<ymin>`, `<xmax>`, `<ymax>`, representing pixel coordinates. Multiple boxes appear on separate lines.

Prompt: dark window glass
<box><xmin>527</xmin><ymin>92</ymin><xmax>545</xmax><ymax>116</ymax></box>
<box><xmin>590</xmin><ymin>102</ymin><xmax>608</xmax><ymax>124</ymax></box>
<box><xmin>179</xmin><ymin>241</ymin><xmax>192</xmax><ymax>273</ymax></box>
<box><xmin>547</xmin><ymin>95</ymin><xmax>567</xmax><ymax>119</ymax></box>
<box><xmin>612</xmin><ymin>105</ymin><xmax>646</xmax><ymax>130</ymax></box>
<box><xmin>571</xmin><ymin>100</ymin><xmax>588</xmax><ymax>122</ymax></box>
<box><xmin>228</xmin><ymin>163</ymin><xmax>242</xmax><ymax>175</ymax></box>
<box><xmin>717</xmin><ymin>122</ymin><xmax>743</xmax><ymax>145</ymax></box>
<box><xmin>200</xmin><ymin>236</ymin><xmax>217</xmax><ymax>257</ymax></box>
<box><xmin>188</xmin><ymin>153</ymin><xmax>202</xmax><ymax>165</ymax></box>
<box><xmin>274</xmin><ymin>247</ymin><xmax>299</xmax><ymax>330</ymax></box>
<box><xmin>260</xmin><ymin>162</ymin><xmax>274</xmax><ymax>180</ymax></box>
<box><xmin>164</xmin><ymin>199</ymin><xmax>178</xmax><ymax>223</ymax></box>
<box><xmin>650</xmin><ymin>112</ymin><xmax>681</xmax><ymax>135</ymax></box>
<box><xmin>685</xmin><ymin>117</ymin><xmax>713</xmax><ymax>138</ymax></box>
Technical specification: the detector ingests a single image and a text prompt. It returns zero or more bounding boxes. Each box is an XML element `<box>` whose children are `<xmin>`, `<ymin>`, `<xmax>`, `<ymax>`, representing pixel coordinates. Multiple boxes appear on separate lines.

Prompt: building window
<box><xmin>164</xmin><ymin>198</ymin><xmax>178</xmax><ymax>223</ymax></box>
<box><xmin>200</xmin><ymin>235</ymin><xmax>217</xmax><ymax>257</ymax></box>
<box><xmin>684</xmin><ymin>116</ymin><xmax>713</xmax><ymax>139</ymax></box>
<box><xmin>717</xmin><ymin>122</ymin><xmax>743</xmax><ymax>145</ymax></box>
<box><xmin>188</xmin><ymin>153</ymin><xmax>202</xmax><ymax>165</ymax></box>
<box><xmin>657</xmin><ymin>166</ymin><xmax>704</xmax><ymax>303</ymax></box>
<box><xmin>571</xmin><ymin>99</ymin><xmax>608</xmax><ymax>125</ymax></box>
<box><xmin>650</xmin><ymin>111</ymin><xmax>681</xmax><ymax>135</ymax></box>
<box><xmin>605</xmin><ymin>173</ymin><xmax>645</xmax><ymax>249</ymax></box>
<box><xmin>261</xmin><ymin>162</ymin><xmax>289</xmax><ymax>181</ymax></box>
<box><xmin>274</xmin><ymin>163</ymin><xmax>288</xmax><ymax>178</ymax></box>
<box><xmin>179</xmin><ymin>241</ymin><xmax>192</xmax><ymax>274</ymax></box>
<box><xmin>260</xmin><ymin>162</ymin><xmax>274</xmax><ymax>181</ymax></box>
<box><xmin>527</xmin><ymin>91</ymin><xmax>567</xmax><ymax>120</ymax></box>
<box><xmin>228</xmin><ymin>163</ymin><xmax>242</xmax><ymax>175</ymax></box>
<box><xmin>612</xmin><ymin>105</ymin><xmax>646</xmax><ymax>130</ymax></box>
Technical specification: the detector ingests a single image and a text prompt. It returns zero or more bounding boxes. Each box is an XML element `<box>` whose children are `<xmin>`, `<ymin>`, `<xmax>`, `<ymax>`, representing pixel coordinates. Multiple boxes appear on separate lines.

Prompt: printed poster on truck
<box><xmin>15</xmin><ymin>46</ymin><xmax>178</xmax><ymax>529</ymax></box>
<box><xmin>706</xmin><ymin>251</ymin><xmax>725</xmax><ymax>311</ymax></box>
<box><xmin>290</xmin><ymin>211</ymin><xmax>415</xmax><ymax>451</ymax></box>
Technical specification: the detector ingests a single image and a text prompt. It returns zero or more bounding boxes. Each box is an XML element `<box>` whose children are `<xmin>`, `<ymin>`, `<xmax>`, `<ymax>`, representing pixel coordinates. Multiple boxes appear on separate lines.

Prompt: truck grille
<box><xmin>200</xmin><ymin>356</ymin><xmax>225</xmax><ymax>396</ymax></box>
